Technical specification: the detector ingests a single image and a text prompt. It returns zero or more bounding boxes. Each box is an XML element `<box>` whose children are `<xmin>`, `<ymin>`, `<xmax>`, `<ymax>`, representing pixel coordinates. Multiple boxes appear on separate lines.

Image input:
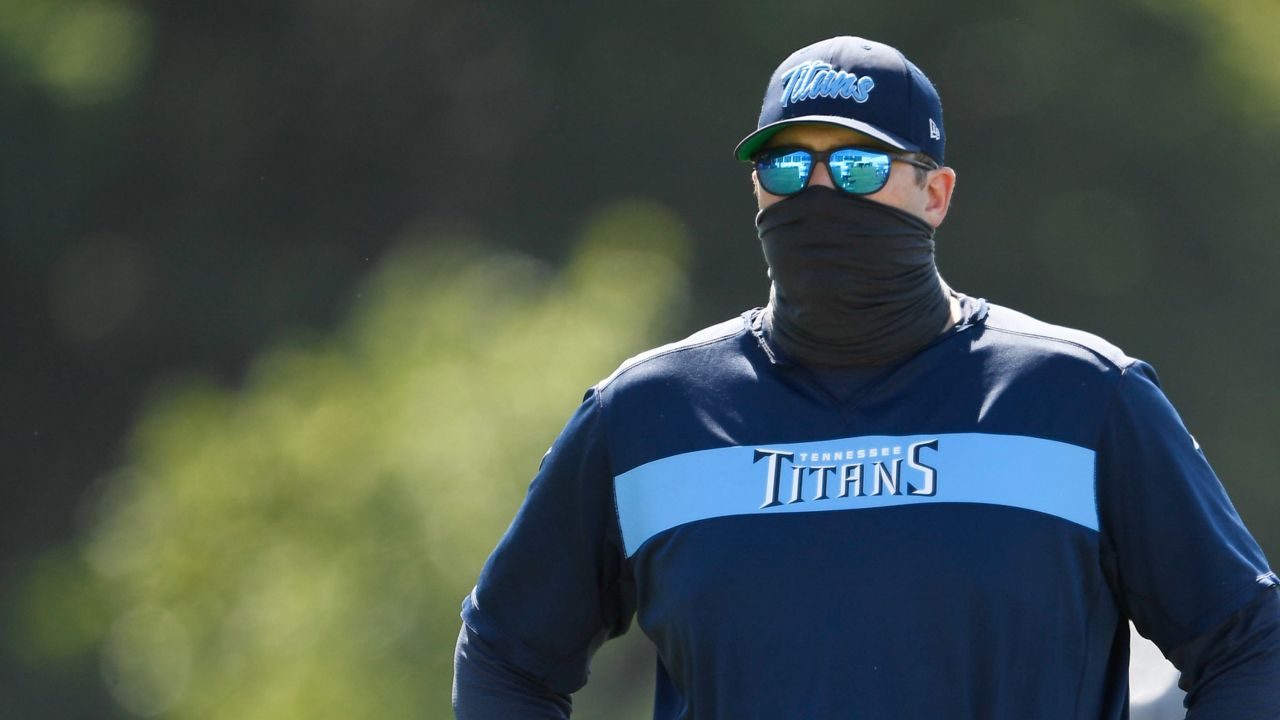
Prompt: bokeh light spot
<box><xmin>101</xmin><ymin>605</ymin><xmax>192</xmax><ymax>716</ymax></box>
<box><xmin>39</xmin><ymin>1</ymin><xmax>152</xmax><ymax>104</ymax></box>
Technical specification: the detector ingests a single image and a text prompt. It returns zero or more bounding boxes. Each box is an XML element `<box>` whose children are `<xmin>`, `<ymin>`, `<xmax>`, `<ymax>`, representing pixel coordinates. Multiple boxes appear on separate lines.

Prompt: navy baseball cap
<box><xmin>735</xmin><ymin>36</ymin><xmax>946</xmax><ymax>166</ymax></box>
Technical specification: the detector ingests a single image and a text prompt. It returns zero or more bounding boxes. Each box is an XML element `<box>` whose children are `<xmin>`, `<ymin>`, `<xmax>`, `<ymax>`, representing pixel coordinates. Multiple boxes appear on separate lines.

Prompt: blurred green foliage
<box><xmin>0</xmin><ymin>0</ymin><xmax>150</xmax><ymax>104</ymax></box>
<box><xmin>16</xmin><ymin>200</ymin><xmax>686</xmax><ymax>718</ymax></box>
<box><xmin>1148</xmin><ymin>0</ymin><xmax>1280</xmax><ymax>122</ymax></box>
<box><xmin>4</xmin><ymin>0</ymin><xmax>1279</xmax><ymax>716</ymax></box>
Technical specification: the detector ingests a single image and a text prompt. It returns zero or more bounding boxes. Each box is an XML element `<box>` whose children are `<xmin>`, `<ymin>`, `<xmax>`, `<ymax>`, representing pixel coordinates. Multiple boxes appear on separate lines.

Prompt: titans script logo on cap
<box><xmin>735</xmin><ymin>36</ymin><xmax>946</xmax><ymax>166</ymax></box>
<box><xmin>779</xmin><ymin>61</ymin><xmax>877</xmax><ymax>107</ymax></box>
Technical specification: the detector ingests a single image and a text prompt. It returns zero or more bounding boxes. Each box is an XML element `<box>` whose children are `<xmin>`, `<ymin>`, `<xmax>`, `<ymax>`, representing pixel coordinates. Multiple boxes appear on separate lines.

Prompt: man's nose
<box><xmin>808</xmin><ymin>161</ymin><xmax>835</xmax><ymax>189</ymax></box>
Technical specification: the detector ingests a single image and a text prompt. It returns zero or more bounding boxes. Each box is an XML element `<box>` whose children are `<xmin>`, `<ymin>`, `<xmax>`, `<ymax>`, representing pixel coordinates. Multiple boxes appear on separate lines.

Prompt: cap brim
<box><xmin>733</xmin><ymin>115</ymin><xmax>920</xmax><ymax>161</ymax></box>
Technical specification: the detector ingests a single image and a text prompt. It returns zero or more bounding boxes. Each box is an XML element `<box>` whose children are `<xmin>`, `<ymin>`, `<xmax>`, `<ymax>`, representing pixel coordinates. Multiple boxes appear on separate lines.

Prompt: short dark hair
<box><xmin>912</xmin><ymin>165</ymin><xmax>929</xmax><ymax>188</ymax></box>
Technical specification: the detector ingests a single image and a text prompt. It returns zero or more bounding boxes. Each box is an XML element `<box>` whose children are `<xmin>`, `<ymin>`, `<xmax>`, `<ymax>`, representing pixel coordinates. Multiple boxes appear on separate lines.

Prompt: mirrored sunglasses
<box><xmin>752</xmin><ymin>146</ymin><xmax>937</xmax><ymax>196</ymax></box>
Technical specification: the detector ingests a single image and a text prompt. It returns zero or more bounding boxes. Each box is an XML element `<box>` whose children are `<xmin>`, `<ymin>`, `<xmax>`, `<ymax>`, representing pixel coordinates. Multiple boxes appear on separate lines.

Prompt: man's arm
<box><xmin>453</xmin><ymin>623</ymin><xmax>572</xmax><ymax>719</ymax></box>
<box><xmin>453</xmin><ymin>389</ymin><xmax>634</xmax><ymax>718</ymax></box>
<box><xmin>1097</xmin><ymin>361</ymin><xmax>1280</xmax><ymax>717</ymax></box>
<box><xmin>1174</xmin><ymin>587</ymin><xmax>1280</xmax><ymax>718</ymax></box>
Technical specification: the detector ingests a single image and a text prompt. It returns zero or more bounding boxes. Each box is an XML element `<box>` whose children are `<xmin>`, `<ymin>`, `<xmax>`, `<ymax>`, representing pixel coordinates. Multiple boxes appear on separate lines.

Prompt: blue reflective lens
<box><xmin>828</xmin><ymin>148</ymin><xmax>891</xmax><ymax>194</ymax></box>
<box><xmin>755</xmin><ymin>150</ymin><xmax>812</xmax><ymax>195</ymax></box>
<box><xmin>754</xmin><ymin>146</ymin><xmax>897</xmax><ymax>196</ymax></box>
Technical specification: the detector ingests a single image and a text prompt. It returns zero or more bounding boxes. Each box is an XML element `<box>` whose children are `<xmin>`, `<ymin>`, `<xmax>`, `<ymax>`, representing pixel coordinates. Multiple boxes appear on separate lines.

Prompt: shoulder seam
<box><xmin>981</xmin><ymin>324</ymin><xmax>1134</xmax><ymax>373</ymax></box>
<box><xmin>1091</xmin><ymin>360</ymin><xmax>1132</xmax><ymax>566</ymax></box>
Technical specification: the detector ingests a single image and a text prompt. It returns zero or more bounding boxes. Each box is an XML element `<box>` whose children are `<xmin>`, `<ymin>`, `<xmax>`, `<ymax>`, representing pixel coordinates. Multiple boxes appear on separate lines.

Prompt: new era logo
<box><xmin>929</xmin><ymin>118</ymin><xmax>941</xmax><ymax>140</ymax></box>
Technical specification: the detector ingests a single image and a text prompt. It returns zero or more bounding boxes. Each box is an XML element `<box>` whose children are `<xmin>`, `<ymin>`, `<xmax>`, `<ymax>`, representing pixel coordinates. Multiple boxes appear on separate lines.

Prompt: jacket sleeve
<box><xmin>1174</xmin><ymin>587</ymin><xmax>1280</xmax><ymax>719</ymax></box>
<box><xmin>453</xmin><ymin>388</ymin><xmax>635</xmax><ymax>719</ymax></box>
<box><xmin>1096</xmin><ymin>361</ymin><xmax>1280</xmax><ymax>718</ymax></box>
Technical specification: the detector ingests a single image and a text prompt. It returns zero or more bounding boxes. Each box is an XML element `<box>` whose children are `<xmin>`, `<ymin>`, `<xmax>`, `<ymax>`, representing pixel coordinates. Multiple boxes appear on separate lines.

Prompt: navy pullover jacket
<box><xmin>454</xmin><ymin>297</ymin><xmax>1280</xmax><ymax>719</ymax></box>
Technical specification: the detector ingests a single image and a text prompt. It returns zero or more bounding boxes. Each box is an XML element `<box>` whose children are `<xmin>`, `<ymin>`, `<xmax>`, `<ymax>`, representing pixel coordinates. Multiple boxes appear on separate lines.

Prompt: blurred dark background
<box><xmin>3</xmin><ymin>0</ymin><xmax>1277</xmax><ymax>717</ymax></box>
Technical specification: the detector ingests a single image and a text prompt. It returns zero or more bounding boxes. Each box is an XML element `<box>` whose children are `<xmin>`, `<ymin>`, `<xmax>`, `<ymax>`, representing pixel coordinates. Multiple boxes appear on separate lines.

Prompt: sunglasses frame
<box><xmin>750</xmin><ymin>145</ymin><xmax>939</xmax><ymax>197</ymax></box>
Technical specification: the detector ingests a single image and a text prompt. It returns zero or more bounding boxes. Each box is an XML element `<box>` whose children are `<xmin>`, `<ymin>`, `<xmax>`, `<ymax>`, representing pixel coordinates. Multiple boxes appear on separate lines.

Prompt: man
<box><xmin>453</xmin><ymin>36</ymin><xmax>1280</xmax><ymax>718</ymax></box>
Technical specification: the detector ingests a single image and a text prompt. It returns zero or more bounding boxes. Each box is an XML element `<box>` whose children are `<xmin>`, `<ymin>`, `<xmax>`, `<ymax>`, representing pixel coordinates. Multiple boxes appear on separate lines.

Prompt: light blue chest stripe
<box><xmin>613</xmin><ymin>433</ymin><xmax>1097</xmax><ymax>557</ymax></box>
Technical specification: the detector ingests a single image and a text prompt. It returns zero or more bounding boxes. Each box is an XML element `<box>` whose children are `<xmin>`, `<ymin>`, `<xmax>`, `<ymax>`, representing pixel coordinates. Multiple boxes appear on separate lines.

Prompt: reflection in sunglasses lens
<box><xmin>829</xmin><ymin>150</ymin><xmax>890</xmax><ymax>195</ymax></box>
<box><xmin>757</xmin><ymin>147</ymin><xmax>893</xmax><ymax>196</ymax></box>
<box><xmin>760</xmin><ymin>150</ymin><xmax>811</xmax><ymax>195</ymax></box>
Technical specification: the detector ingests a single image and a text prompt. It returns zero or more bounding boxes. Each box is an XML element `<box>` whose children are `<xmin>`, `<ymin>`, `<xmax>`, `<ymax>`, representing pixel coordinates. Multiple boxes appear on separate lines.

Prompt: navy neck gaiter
<box><xmin>756</xmin><ymin>186</ymin><xmax>952</xmax><ymax>367</ymax></box>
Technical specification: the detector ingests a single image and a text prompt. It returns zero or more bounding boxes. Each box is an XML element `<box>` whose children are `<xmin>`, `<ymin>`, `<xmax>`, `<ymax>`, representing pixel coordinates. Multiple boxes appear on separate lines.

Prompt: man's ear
<box><xmin>923</xmin><ymin>167</ymin><xmax>956</xmax><ymax>228</ymax></box>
